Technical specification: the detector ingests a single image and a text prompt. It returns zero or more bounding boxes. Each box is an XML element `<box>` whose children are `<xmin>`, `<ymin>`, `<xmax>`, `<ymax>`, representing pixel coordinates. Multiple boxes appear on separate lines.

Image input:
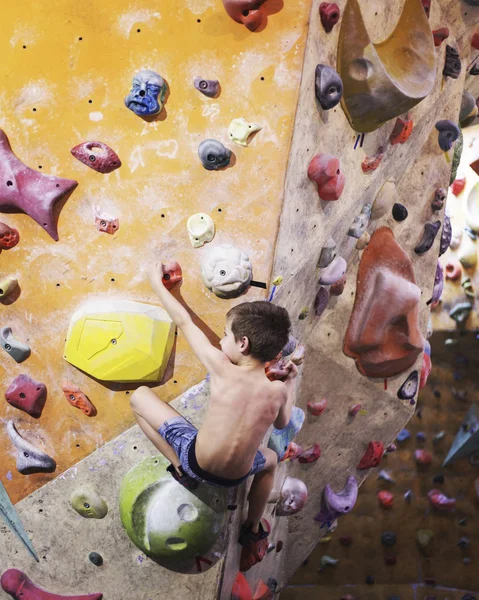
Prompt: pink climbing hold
<box><xmin>428</xmin><ymin>489</ymin><xmax>456</xmax><ymax>512</ymax></box>
<box><xmin>307</xmin><ymin>398</ymin><xmax>327</xmax><ymax>416</ymax></box>
<box><xmin>0</xmin><ymin>130</ymin><xmax>78</xmax><ymax>241</ymax></box>
<box><xmin>420</xmin><ymin>352</ymin><xmax>432</xmax><ymax>390</ymax></box>
<box><xmin>0</xmin><ymin>569</ymin><xmax>102</xmax><ymax>600</ymax></box>
<box><xmin>307</xmin><ymin>153</ymin><xmax>345</xmax><ymax>201</ymax></box>
<box><xmin>348</xmin><ymin>404</ymin><xmax>362</xmax><ymax>416</ymax></box>
<box><xmin>377</xmin><ymin>490</ymin><xmax>394</xmax><ymax>509</ymax></box>
<box><xmin>415</xmin><ymin>449</ymin><xmax>432</xmax><ymax>466</ymax></box>
<box><xmin>5</xmin><ymin>375</ymin><xmax>47</xmax><ymax>418</ymax></box>
<box><xmin>280</xmin><ymin>442</ymin><xmax>303</xmax><ymax>462</ymax></box>
<box><xmin>71</xmin><ymin>141</ymin><xmax>121</xmax><ymax>174</ymax></box>
<box><xmin>298</xmin><ymin>443</ymin><xmax>321</xmax><ymax>463</ymax></box>
<box><xmin>0</xmin><ymin>222</ymin><xmax>20</xmax><ymax>250</ymax></box>
<box><xmin>319</xmin><ymin>3</ymin><xmax>340</xmax><ymax>33</ymax></box>
<box><xmin>357</xmin><ymin>441</ymin><xmax>384</xmax><ymax>469</ymax></box>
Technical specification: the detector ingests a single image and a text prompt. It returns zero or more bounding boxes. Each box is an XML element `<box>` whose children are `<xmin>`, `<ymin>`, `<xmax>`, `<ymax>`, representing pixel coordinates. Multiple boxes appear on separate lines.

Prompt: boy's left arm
<box><xmin>273</xmin><ymin>362</ymin><xmax>298</xmax><ymax>429</ymax></box>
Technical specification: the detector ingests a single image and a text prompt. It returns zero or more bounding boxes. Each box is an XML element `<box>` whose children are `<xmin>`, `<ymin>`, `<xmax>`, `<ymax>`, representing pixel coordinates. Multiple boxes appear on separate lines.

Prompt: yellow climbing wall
<box><xmin>0</xmin><ymin>0</ymin><xmax>310</xmax><ymax>503</ymax></box>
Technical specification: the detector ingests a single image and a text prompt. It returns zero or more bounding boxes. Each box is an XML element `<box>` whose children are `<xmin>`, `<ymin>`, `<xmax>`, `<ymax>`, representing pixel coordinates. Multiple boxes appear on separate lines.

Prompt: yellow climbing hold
<box><xmin>228</xmin><ymin>117</ymin><xmax>262</xmax><ymax>147</ymax></box>
<box><xmin>0</xmin><ymin>276</ymin><xmax>18</xmax><ymax>299</ymax></box>
<box><xmin>272</xmin><ymin>275</ymin><xmax>283</xmax><ymax>286</ymax></box>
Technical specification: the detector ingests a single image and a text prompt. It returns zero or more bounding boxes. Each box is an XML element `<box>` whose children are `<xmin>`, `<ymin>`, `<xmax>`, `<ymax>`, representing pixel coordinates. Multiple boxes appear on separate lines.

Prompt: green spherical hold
<box><xmin>119</xmin><ymin>455</ymin><xmax>227</xmax><ymax>566</ymax></box>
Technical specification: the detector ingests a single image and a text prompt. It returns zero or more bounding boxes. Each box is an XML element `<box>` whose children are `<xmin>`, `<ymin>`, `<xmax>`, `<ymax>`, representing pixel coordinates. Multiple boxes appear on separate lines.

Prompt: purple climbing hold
<box><xmin>314</xmin><ymin>287</ymin><xmax>329</xmax><ymax>317</ymax></box>
<box><xmin>319</xmin><ymin>256</ymin><xmax>347</xmax><ymax>285</ymax></box>
<box><xmin>432</xmin><ymin>262</ymin><xmax>444</xmax><ymax>304</ymax></box>
<box><xmin>415</xmin><ymin>221</ymin><xmax>441</xmax><ymax>255</ymax></box>
<box><xmin>416</xmin><ymin>431</ymin><xmax>427</xmax><ymax>442</ymax></box>
<box><xmin>314</xmin><ymin>475</ymin><xmax>358</xmax><ymax>526</ymax></box>
<box><xmin>397</xmin><ymin>371</ymin><xmax>418</xmax><ymax>401</ymax></box>
<box><xmin>439</xmin><ymin>215</ymin><xmax>452</xmax><ymax>256</ymax></box>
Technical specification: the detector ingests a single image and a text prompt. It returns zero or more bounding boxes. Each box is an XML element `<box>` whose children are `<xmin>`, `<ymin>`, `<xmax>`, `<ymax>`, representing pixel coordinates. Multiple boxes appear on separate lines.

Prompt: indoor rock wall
<box><xmin>0</xmin><ymin>1</ymin><xmax>475</xmax><ymax>599</ymax></box>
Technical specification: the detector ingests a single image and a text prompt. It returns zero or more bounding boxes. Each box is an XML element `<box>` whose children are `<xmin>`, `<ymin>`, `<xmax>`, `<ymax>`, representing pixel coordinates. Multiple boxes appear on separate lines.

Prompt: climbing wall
<box><xmin>0</xmin><ymin>1</ymin><xmax>475</xmax><ymax>600</ymax></box>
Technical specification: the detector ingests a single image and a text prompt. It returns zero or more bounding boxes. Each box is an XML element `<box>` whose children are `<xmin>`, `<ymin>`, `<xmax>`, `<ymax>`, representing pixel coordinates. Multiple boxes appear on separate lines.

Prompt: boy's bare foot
<box><xmin>238</xmin><ymin>519</ymin><xmax>271</xmax><ymax>572</ymax></box>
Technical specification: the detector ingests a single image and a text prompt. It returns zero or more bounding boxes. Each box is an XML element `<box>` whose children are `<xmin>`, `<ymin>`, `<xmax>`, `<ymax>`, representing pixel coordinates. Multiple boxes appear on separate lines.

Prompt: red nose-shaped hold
<box><xmin>319</xmin><ymin>3</ymin><xmax>340</xmax><ymax>33</ymax></box>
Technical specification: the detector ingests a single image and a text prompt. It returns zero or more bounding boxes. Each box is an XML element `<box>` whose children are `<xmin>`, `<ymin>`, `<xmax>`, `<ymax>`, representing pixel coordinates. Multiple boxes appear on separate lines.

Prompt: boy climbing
<box><xmin>130</xmin><ymin>262</ymin><xmax>298</xmax><ymax>570</ymax></box>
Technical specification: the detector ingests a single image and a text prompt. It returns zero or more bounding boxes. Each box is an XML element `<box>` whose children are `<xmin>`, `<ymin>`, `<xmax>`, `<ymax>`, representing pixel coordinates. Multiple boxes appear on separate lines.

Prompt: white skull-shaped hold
<box><xmin>276</xmin><ymin>476</ymin><xmax>308</xmax><ymax>516</ymax></box>
<box><xmin>201</xmin><ymin>244</ymin><xmax>253</xmax><ymax>299</ymax></box>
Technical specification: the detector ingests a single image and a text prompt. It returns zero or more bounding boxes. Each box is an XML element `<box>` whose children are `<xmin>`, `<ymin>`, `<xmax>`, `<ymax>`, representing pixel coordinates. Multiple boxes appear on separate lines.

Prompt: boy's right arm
<box><xmin>273</xmin><ymin>362</ymin><xmax>298</xmax><ymax>429</ymax></box>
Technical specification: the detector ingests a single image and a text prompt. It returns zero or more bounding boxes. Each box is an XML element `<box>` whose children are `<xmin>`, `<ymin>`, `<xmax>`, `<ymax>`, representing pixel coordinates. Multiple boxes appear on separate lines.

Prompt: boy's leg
<box><xmin>130</xmin><ymin>386</ymin><xmax>183</xmax><ymax>470</ymax></box>
<box><xmin>244</xmin><ymin>447</ymin><xmax>278</xmax><ymax>533</ymax></box>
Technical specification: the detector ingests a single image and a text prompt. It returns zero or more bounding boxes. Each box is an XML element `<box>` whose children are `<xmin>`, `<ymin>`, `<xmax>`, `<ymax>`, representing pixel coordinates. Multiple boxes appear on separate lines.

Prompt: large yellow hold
<box><xmin>64</xmin><ymin>300</ymin><xmax>175</xmax><ymax>383</ymax></box>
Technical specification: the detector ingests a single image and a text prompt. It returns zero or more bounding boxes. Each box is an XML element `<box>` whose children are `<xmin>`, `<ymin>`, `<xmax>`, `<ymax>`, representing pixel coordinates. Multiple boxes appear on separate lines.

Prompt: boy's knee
<box><xmin>130</xmin><ymin>386</ymin><xmax>151</xmax><ymax>412</ymax></box>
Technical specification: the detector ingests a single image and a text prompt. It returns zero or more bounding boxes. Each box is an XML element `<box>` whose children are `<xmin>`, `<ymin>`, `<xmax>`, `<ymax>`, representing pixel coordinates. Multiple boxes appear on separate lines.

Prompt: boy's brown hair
<box><xmin>226</xmin><ymin>301</ymin><xmax>291</xmax><ymax>363</ymax></box>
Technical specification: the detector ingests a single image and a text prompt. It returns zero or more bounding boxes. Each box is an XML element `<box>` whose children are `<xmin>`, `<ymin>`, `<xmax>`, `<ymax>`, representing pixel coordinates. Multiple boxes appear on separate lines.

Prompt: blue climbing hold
<box><xmin>268</xmin><ymin>407</ymin><xmax>305</xmax><ymax>461</ymax></box>
<box><xmin>396</xmin><ymin>429</ymin><xmax>411</xmax><ymax>443</ymax></box>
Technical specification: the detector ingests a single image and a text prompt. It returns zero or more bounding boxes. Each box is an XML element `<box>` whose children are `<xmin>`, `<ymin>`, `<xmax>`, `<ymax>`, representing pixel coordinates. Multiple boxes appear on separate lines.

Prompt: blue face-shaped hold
<box><xmin>125</xmin><ymin>70</ymin><xmax>168</xmax><ymax>117</ymax></box>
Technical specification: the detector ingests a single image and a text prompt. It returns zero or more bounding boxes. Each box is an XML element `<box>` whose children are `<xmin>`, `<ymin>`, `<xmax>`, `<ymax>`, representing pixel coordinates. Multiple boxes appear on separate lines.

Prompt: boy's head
<box><xmin>221</xmin><ymin>301</ymin><xmax>291</xmax><ymax>364</ymax></box>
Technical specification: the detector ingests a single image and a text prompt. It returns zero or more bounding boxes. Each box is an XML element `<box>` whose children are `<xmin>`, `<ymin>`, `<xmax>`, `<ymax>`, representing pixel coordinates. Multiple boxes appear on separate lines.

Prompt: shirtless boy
<box><xmin>130</xmin><ymin>262</ymin><xmax>297</xmax><ymax>554</ymax></box>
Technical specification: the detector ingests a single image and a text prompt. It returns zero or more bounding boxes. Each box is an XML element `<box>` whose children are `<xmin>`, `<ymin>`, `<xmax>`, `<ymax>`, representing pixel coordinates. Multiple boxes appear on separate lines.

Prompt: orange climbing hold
<box><xmin>389</xmin><ymin>117</ymin><xmax>413</xmax><ymax>145</ymax></box>
<box><xmin>419</xmin><ymin>353</ymin><xmax>432</xmax><ymax>390</ymax></box>
<box><xmin>377</xmin><ymin>490</ymin><xmax>394</xmax><ymax>509</ymax></box>
<box><xmin>252</xmin><ymin>581</ymin><xmax>273</xmax><ymax>600</ymax></box>
<box><xmin>162</xmin><ymin>261</ymin><xmax>183</xmax><ymax>291</ymax></box>
<box><xmin>357</xmin><ymin>441</ymin><xmax>384</xmax><ymax>469</ymax></box>
<box><xmin>62</xmin><ymin>382</ymin><xmax>97</xmax><ymax>417</ymax></box>
<box><xmin>231</xmin><ymin>573</ymin><xmax>252</xmax><ymax>600</ymax></box>
<box><xmin>433</xmin><ymin>27</ymin><xmax>449</xmax><ymax>47</ymax></box>
<box><xmin>280</xmin><ymin>442</ymin><xmax>303</xmax><ymax>462</ymax></box>
<box><xmin>361</xmin><ymin>147</ymin><xmax>383</xmax><ymax>172</ymax></box>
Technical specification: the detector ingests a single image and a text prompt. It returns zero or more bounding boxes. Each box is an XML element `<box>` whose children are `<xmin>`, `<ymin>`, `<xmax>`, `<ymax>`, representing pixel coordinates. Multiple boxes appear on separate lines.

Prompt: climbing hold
<box><xmin>433</xmin><ymin>27</ymin><xmax>449</xmax><ymax>47</ymax></box>
<box><xmin>404</xmin><ymin>489</ymin><xmax>413</xmax><ymax>503</ymax></box>
<box><xmin>361</xmin><ymin>147</ymin><xmax>384</xmax><ymax>173</ymax></box>
<box><xmin>465</xmin><ymin>182</ymin><xmax>479</xmax><ymax>232</ymax></box>
<box><xmin>439</xmin><ymin>215</ymin><xmax>452</xmax><ymax>256</ymax></box>
<box><xmin>415</xmin><ymin>449</ymin><xmax>432</xmax><ymax>466</ymax></box>
<box><xmin>298</xmin><ymin>307</ymin><xmax>309</xmax><ymax>320</ymax></box>
<box><xmin>62</xmin><ymin>382</ymin><xmax>97</xmax><ymax>417</ymax></box>
<box><xmin>357</xmin><ymin>441</ymin><xmax>384</xmax><ymax>469</ymax></box>
<box><xmin>458</xmin><ymin>235</ymin><xmax>477</xmax><ymax>268</ymax></box>
<box><xmin>397</xmin><ymin>371</ymin><xmax>418</xmax><ymax>401</ymax></box>
<box><xmin>0</xmin><ymin>131</ymin><xmax>77</xmax><ymax>240</ymax></box>
<box><xmin>290</xmin><ymin>344</ymin><xmax>305</xmax><ymax>365</ymax></box>
<box><xmin>228</xmin><ymin>118</ymin><xmax>262</xmax><ymax>147</ymax></box>
<box><xmin>0</xmin><ymin>277</ymin><xmax>19</xmax><ymax>300</ymax></box>
<box><xmin>377</xmin><ymin>470</ymin><xmax>395</xmax><ymax>484</ymax></box>
<box><xmin>389</xmin><ymin>117</ymin><xmax>413</xmax><ymax>145</ymax></box>
<box><xmin>198</xmin><ymin>139</ymin><xmax>232</xmax><ymax>171</ymax></box>
<box><xmin>449</xmin><ymin>302</ymin><xmax>472</xmax><ymax>326</ymax></box>
<box><xmin>276</xmin><ymin>541</ymin><xmax>283</xmax><ymax>553</ymax></box>
<box><xmin>452</xmin><ymin>178</ymin><xmax>466</xmax><ymax>196</ymax></box>
<box><xmin>268</xmin><ymin>407</ymin><xmax>305</xmax><ymax>461</ymax></box>
<box><xmin>221</xmin><ymin>0</ymin><xmax>271</xmax><ymax>32</ymax></box>
<box><xmin>319</xmin><ymin>256</ymin><xmax>347</xmax><ymax>285</ymax></box>
<box><xmin>1</xmin><ymin>570</ymin><xmax>102</xmax><ymax>600</ymax></box>
<box><xmin>421</xmin><ymin>0</ymin><xmax>430</xmax><ymax>17</ymax></box>
<box><xmin>414</xmin><ymin>221</ymin><xmax>441</xmax><ymax>255</ymax></box>
<box><xmin>428</xmin><ymin>489</ymin><xmax>456</xmax><ymax>511</ymax></box>
<box><xmin>231</xmin><ymin>572</ymin><xmax>252</xmax><ymax>600</ymax></box>
<box><xmin>276</xmin><ymin>477</ymin><xmax>308</xmax><ymax>516</ymax></box>
<box><xmin>432</xmin><ymin>473</ymin><xmax>444</xmax><ymax>484</ymax></box>
<box><xmin>433</xmin><ymin>431</ymin><xmax>446</xmax><ymax>443</ymax></box>
<box><xmin>6</xmin><ymin>421</ymin><xmax>56</xmax><ymax>475</ymax></box>
<box><xmin>162</xmin><ymin>261</ymin><xmax>183</xmax><ymax>291</ymax></box>
<box><xmin>381</xmin><ymin>532</ymin><xmax>396</xmax><ymax>547</ymax></box>
<box><xmin>314</xmin><ymin>287</ymin><xmax>329</xmax><ymax>317</ymax></box>
<box><xmin>319</xmin><ymin>2</ymin><xmax>340</xmax><ymax>33</ymax></box>
<box><xmin>386</xmin><ymin>443</ymin><xmax>397</xmax><ymax>453</ymax></box>
<box><xmin>330</xmin><ymin>275</ymin><xmax>346</xmax><ymax>296</ymax></box>
<box><xmin>253</xmin><ymin>579</ymin><xmax>274</xmax><ymax>600</ymax></box>
<box><xmin>348</xmin><ymin>204</ymin><xmax>371</xmax><ymax>238</ymax></box>
<box><xmin>462</xmin><ymin>276</ymin><xmax>475</xmax><ymax>301</ymax></box>
<box><xmin>201</xmin><ymin>244</ymin><xmax>252</xmax><ymax>299</ymax></box>
<box><xmin>371</xmin><ymin>180</ymin><xmax>395</xmax><ymax>220</ymax></box>
<box><xmin>432</xmin><ymin>187</ymin><xmax>446</xmax><ymax>211</ymax></box>
<box><xmin>71</xmin><ymin>488</ymin><xmax>108</xmax><ymax>519</ymax></box>
<box><xmin>94</xmin><ymin>207</ymin><xmax>119</xmax><ymax>235</ymax></box>
<box><xmin>308</xmin><ymin>154</ymin><xmax>345</xmax><ymax>201</ymax></box>
<box><xmin>315</xmin><ymin>64</ymin><xmax>343</xmax><ymax>110</ymax></box>
<box><xmin>265</xmin><ymin>356</ymin><xmax>290</xmax><ymax>382</ymax></box>
<box><xmin>450</xmin><ymin>127</ymin><xmax>464</xmax><ymax>183</ymax></box>
<box><xmin>5</xmin><ymin>375</ymin><xmax>47</xmax><ymax>418</ymax></box>
<box><xmin>186</xmin><ymin>213</ymin><xmax>215</xmax><ymax>248</ymax></box>
<box><xmin>0</xmin><ymin>222</ymin><xmax>19</xmax><ymax>250</ymax></box>
<box><xmin>317</xmin><ymin>238</ymin><xmax>337</xmax><ymax>269</ymax></box>
<box><xmin>280</xmin><ymin>442</ymin><xmax>303</xmax><ymax>462</ymax></box>
<box><xmin>344</xmin><ymin>227</ymin><xmax>424</xmax><ymax>378</ymax></box>
<box><xmin>320</xmin><ymin>555</ymin><xmax>339</xmax><ymax>569</ymax></box>
<box><xmin>1</xmin><ymin>327</ymin><xmax>30</xmax><ymax>363</ymax></box>
<box><xmin>298</xmin><ymin>443</ymin><xmax>321</xmax><ymax>464</ymax></box>
<box><xmin>315</xmin><ymin>476</ymin><xmax>358</xmax><ymax>525</ymax></box>
<box><xmin>416</xmin><ymin>529</ymin><xmax>434</xmax><ymax>555</ymax></box>
<box><xmin>397</xmin><ymin>429</ymin><xmax>411</xmax><ymax>443</ymax></box>
<box><xmin>442</xmin><ymin>405</ymin><xmax>479</xmax><ymax>467</ymax></box>
<box><xmin>281</xmin><ymin>334</ymin><xmax>298</xmax><ymax>357</ymax></box>
<box><xmin>432</xmin><ymin>261</ymin><xmax>444</xmax><ymax>304</ymax></box>
<box><xmin>457</xmin><ymin>536</ymin><xmax>470</xmax><ymax>549</ymax></box>
<box><xmin>377</xmin><ymin>490</ymin><xmax>394</xmax><ymax>509</ymax></box>
<box><xmin>435</xmin><ymin>120</ymin><xmax>459</xmax><ymax>151</ymax></box>
<box><xmin>443</xmin><ymin>45</ymin><xmax>462</xmax><ymax>79</ymax></box>
<box><xmin>193</xmin><ymin>77</ymin><xmax>220</xmax><ymax>98</ymax></box>
<box><xmin>355</xmin><ymin>232</ymin><xmax>370</xmax><ymax>250</ymax></box>
<box><xmin>471</xmin><ymin>62</ymin><xmax>479</xmax><ymax>75</ymax></box>
<box><xmin>473</xmin><ymin>32</ymin><xmax>479</xmax><ymax>49</ymax></box>
<box><xmin>88</xmin><ymin>552</ymin><xmax>103</xmax><ymax>567</ymax></box>
<box><xmin>125</xmin><ymin>70</ymin><xmax>168</xmax><ymax>117</ymax></box>
<box><xmin>392</xmin><ymin>203</ymin><xmax>408</xmax><ymax>222</ymax></box>
<box><xmin>307</xmin><ymin>398</ymin><xmax>327</xmax><ymax>416</ymax></box>
<box><xmin>460</xmin><ymin>91</ymin><xmax>478</xmax><ymax>128</ymax></box>
<box><xmin>71</xmin><ymin>142</ymin><xmax>121</xmax><ymax>174</ymax></box>
<box><xmin>337</xmin><ymin>0</ymin><xmax>435</xmax><ymax>132</ymax></box>
<box><xmin>339</xmin><ymin>536</ymin><xmax>352</xmax><ymax>547</ymax></box>
<box><xmin>420</xmin><ymin>353</ymin><xmax>432</xmax><ymax>390</ymax></box>
<box><xmin>348</xmin><ymin>404</ymin><xmax>362</xmax><ymax>416</ymax></box>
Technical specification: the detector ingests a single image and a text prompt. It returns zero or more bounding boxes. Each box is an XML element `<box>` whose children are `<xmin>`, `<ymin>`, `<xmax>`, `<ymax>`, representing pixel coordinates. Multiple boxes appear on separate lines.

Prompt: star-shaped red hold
<box><xmin>0</xmin><ymin>130</ymin><xmax>78</xmax><ymax>240</ymax></box>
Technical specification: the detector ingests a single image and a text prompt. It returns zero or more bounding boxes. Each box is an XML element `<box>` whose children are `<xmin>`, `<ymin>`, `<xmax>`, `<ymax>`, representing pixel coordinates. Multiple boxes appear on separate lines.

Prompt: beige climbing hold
<box><xmin>0</xmin><ymin>276</ymin><xmax>18</xmax><ymax>299</ymax></box>
<box><xmin>371</xmin><ymin>180</ymin><xmax>395</xmax><ymax>220</ymax></box>
<box><xmin>466</xmin><ymin>182</ymin><xmax>479</xmax><ymax>232</ymax></box>
<box><xmin>458</xmin><ymin>235</ymin><xmax>477</xmax><ymax>268</ymax></box>
<box><xmin>356</xmin><ymin>231</ymin><xmax>370</xmax><ymax>250</ymax></box>
<box><xmin>228</xmin><ymin>117</ymin><xmax>262</xmax><ymax>147</ymax></box>
<box><xmin>186</xmin><ymin>213</ymin><xmax>215</xmax><ymax>248</ymax></box>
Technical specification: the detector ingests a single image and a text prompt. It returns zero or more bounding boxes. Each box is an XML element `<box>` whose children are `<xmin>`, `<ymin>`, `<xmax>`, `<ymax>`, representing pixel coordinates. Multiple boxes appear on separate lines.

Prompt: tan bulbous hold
<box><xmin>344</xmin><ymin>227</ymin><xmax>424</xmax><ymax>378</ymax></box>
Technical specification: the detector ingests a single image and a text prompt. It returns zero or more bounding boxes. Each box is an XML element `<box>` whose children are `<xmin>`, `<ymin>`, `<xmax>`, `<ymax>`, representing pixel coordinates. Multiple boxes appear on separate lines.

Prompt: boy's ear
<box><xmin>239</xmin><ymin>335</ymin><xmax>250</xmax><ymax>354</ymax></box>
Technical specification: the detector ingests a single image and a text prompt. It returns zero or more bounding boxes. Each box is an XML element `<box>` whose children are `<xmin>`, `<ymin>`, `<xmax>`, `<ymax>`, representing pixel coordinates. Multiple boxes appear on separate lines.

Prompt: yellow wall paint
<box><xmin>0</xmin><ymin>0</ymin><xmax>310</xmax><ymax>502</ymax></box>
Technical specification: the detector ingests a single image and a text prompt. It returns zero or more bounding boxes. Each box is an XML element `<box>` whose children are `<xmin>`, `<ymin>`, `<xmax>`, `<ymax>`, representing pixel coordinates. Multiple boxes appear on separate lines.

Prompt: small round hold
<box><xmin>397</xmin><ymin>371</ymin><xmax>418</xmax><ymax>400</ymax></box>
<box><xmin>193</xmin><ymin>77</ymin><xmax>220</xmax><ymax>98</ymax></box>
<box><xmin>392</xmin><ymin>203</ymin><xmax>408</xmax><ymax>222</ymax></box>
<box><xmin>88</xmin><ymin>552</ymin><xmax>103</xmax><ymax>566</ymax></box>
<box><xmin>198</xmin><ymin>139</ymin><xmax>232</xmax><ymax>171</ymax></box>
<box><xmin>381</xmin><ymin>531</ymin><xmax>397</xmax><ymax>547</ymax></box>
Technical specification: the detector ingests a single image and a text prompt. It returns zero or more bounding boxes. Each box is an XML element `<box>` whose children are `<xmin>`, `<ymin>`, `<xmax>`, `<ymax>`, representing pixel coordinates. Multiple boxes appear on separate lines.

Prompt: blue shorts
<box><xmin>158</xmin><ymin>416</ymin><xmax>266</xmax><ymax>488</ymax></box>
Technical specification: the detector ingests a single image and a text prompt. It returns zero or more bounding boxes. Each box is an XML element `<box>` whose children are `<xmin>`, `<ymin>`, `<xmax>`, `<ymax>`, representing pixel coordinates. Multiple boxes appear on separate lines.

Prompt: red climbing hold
<box><xmin>377</xmin><ymin>490</ymin><xmax>394</xmax><ymax>509</ymax></box>
<box><xmin>421</xmin><ymin>0</ymin><xmax>431</xmax><ymax>18</ymax></box>
<box><xmin>433</xmin><ymin>27</ymin><xmax>449</xmax><ymax>47</ymax></box>
<box><xmin>231</xmin><ymin>573</ymin><xmax>252</xmax><ymax>600</ymax></box>
<box><xmin>307</xmin><ymin>154</ymin><xmax>345</xmax><ymax>201</ymax></box>
<box><xmin>451</xmin><ymin>178</ymin><xmax>466</xmax><ymax>196</ymax></box>
<box><xmin>5</xmin><ymin>374</ymin><xmax>47</xmax><ymax>418</ymax></box>
<box><xmin>389</xmin><ymin>117</ymin><xmax>414</xmax><ymax>145</ymax></box>
<box><xmin>298</xmin><ymin>443</ymin><xmax>321</xmax><ymax>464</ymax></box>
<box><xmin>472</xmin><ymin>32</ymin><xmax>479</xmax><ymax>50</ymax></box>
<box><xmin>162</xmin><ymin>261</ymin><xmax>183</xmax><ymax>290</ymax></box>
<box><xmin>415</xmin><ymin>449</ymin><xmax>432</xmax><ymax>466</ymax></box>
<box><xmin>361</xmin><ymin>148</ymin><xmax>383</xmax><ymax>173</ymax></box>
<box><xmin>357</xmin><ymin>441</ymin><xmax>384</xmax><ymax>470</ymax></box>
<box><xmin>319</xmin><ymin>2</ymin><xmax>340</xmax><ymax>33</ymax></box>
<box><xmin>265</xmin><ymin>355</ymin><xmax>290</xmax><ymax>381</ymax></box>
<box><xmin>1</xmin><ymin>569</ymin><xmax>102</xmax><ymax>600</ymax></box>
<box><xmin>307</xmin><ymin>398</ymin><xmax>327</xmax><ymax>416</ymax></box>
<box><xmin>280</xmin><ymin>442</ymin><xmax>303</xmax><ymax>462</ymax></box>
<box><xmin>62</xmin><ymin>382</ymin><xmax>97</xmax><ymax>417</ymax></box>
<box><xmin>252</xmin><ymin>581</ymin><xmax>273</xmax><ymax>600</ymax></box>
<box><xmin>428</xmin><ymin>489</ymin><xmax>456</xmax><ymax>512</ymax></box>
<box><xmin>420</xmin><ymin>353</ymin><xmax>432</xmax><ymax>390</ymax></box>
<box><xmin>0</xmin><ymin>222</ymin><xmax>20</xmax><ymax>250</ymax></box>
